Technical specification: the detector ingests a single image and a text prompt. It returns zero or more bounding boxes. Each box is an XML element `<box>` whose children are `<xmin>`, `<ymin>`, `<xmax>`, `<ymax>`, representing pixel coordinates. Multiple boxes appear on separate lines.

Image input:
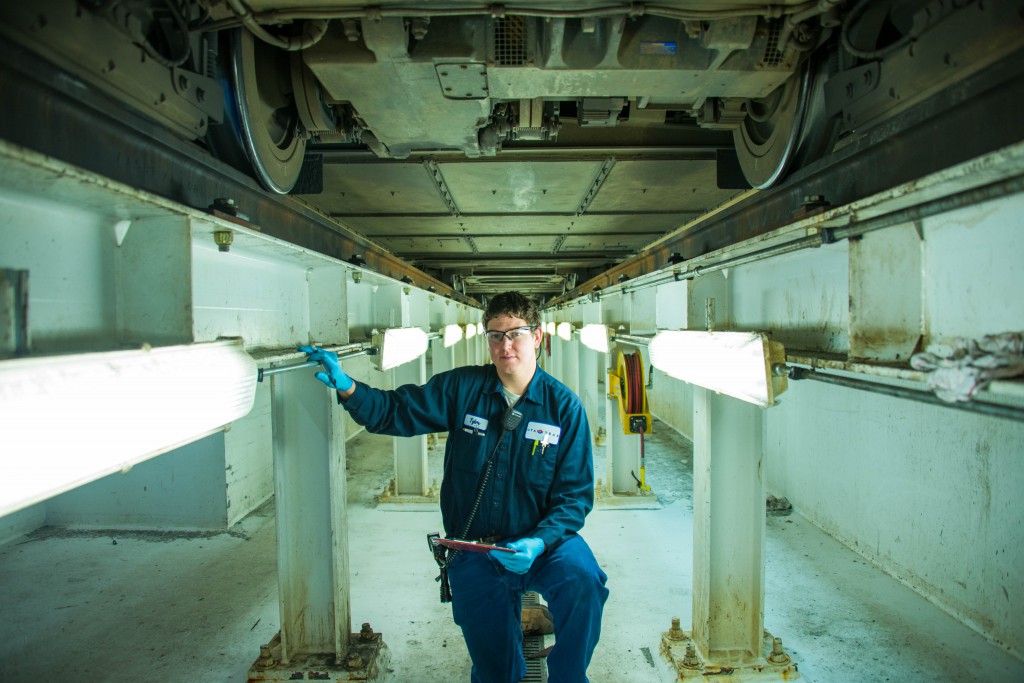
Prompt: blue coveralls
<box><xmin>341</xmin><ymin>364</ymin><xmax>609</xmax><ymax>683</ymax></box>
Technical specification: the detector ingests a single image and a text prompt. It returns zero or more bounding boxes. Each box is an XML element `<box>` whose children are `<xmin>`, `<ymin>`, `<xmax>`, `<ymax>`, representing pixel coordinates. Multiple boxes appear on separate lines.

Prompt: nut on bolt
<box><xmin>255</xmin><ymin>644</ymin><xmax>275</xmax><ymax>669</ymax></box>
<box><xmin>768</xmin><ymin>636</ymin><xmax>791</xmax><ymax>664</ymax></box>
<box><xmin>667</xmin><ymin>616</ymin><xmax>686</xmax><ymax>641</ymax></box>
<box><xmin>344</xmin><ymin>652</ymin><xmax>364</xmax><ymax>670</ymax></box>
<box><xmin>359</xmin><ymin>622</ymin><xmax>376</xmax><ymax>642</ymax></box>
<box><xmin>211</xmin><ymin>197</ymin><xmax>239</xmax><ymax>216</ymax></box>
<box><xmin>682</xmin><ymin>642</ymin><xmax>702</xmax><ymax>670</ymax></box>
<box><xmin>213</xmin><ymin>230</ymin><xmax>233</xmax><ymax>252</ymax></box>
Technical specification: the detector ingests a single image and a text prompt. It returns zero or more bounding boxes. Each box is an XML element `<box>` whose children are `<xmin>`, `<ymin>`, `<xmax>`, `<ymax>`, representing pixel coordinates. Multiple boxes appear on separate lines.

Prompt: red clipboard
<box><xmin>432</xmin><ymin>537</ymin><xmax>516</xmax><ymax>554</ymax></box>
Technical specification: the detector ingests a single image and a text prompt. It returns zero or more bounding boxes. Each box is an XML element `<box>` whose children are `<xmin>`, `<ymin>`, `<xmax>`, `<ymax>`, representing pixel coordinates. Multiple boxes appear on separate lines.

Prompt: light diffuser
<box><xmin>374</xmin><ymin>327</ymin><xmax>430</xmax><ymax>371</ymax></box>
<box><xmin>0</xmin><ymin>341</ymin><xmax>257</xmax><ymax>517</ymax></box>
<box><xmin>649</xmin><ymin>330</ymin><xmax>787</xmax><ymax>407</ymax></box>
<box><xmin>580</xmin><ymin>324</ymin><xmax>611</xmax><ymax>353</ymax></box>
<box><xmin>443</xmin><ymin>324</ymin><xmax>463</xmax><ymax>348</ymax></box>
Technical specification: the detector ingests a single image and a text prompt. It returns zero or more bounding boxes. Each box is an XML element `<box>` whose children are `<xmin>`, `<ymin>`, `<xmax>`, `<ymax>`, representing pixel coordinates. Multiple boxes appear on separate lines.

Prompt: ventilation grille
<box><xmin>761</xmin><ymin>21</ymin><xmax>785</xmax><ymax>67</ymax></box>
<box><xmin>494</xmin><ymin>16</ymin><xmax>528</xmax><ymax>66</ymax></box>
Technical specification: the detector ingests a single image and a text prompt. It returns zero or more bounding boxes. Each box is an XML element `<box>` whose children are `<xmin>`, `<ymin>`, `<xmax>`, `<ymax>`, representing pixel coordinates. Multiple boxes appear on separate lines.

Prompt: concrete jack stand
<box><xmin>249</xmin><ymin>624</ymin><xmax>392</xmax><ymax>682</ymax></box>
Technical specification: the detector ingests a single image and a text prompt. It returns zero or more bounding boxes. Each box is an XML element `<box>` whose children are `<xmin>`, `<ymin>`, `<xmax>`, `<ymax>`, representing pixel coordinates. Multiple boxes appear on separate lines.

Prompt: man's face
<box><xmin>485</xmin><ymin>314</ymin><xmax>542</xmax><ymax>379</ymax></box>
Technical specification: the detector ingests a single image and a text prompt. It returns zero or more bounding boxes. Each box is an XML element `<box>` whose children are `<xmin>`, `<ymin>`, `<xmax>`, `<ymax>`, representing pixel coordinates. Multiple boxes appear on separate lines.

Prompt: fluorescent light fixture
<box><xmin>476</xmin><ymin>322</ymin><xmax>484</xmax><ymax>335</ymax></box>
<box><xmin>464</xmin><ymin>323</ymin><xmax>477</xmax><ymax>339</ymax></box>
<box><xmin>556</xmin><ymin>322</ymin><xmax>573</xmax><ymax>342</ymax></box>
<box><xmin>648</xmin><ymin>330</ymin><xmax>787</xmax><ymax>407</ymax></box>
<box><xmin>580</xmin><ymin>324</ymin><xmax>611</xmax><ymax>353</ymax></box>
<box><xmin>0</xmin><ymin>341</ymin><xmax>257</xmax><ymax>517</ymax></box>
<box><xmin>373</xmin><ymin>327</ymin><xmax>429</xmax><ymax>371</ymax></box>
<box><xmin>544</xmin><ymin>322</ymin><xmax>556</xmax><ymax>335</ymax></box>
<box><xmin>443</xmin><ymin>324</ymin><xmax>463</xmax><ymax>348</ymax></box>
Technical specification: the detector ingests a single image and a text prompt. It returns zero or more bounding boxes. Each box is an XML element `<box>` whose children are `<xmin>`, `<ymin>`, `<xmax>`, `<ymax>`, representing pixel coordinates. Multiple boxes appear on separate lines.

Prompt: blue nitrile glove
<box><xmin>490</xmin><ymin>537</ymin><xmax>546</xmax><ymax>574</ymax></box>
<box><xmin>297</xmin><ymin>345</ymin><xmax>354</xmax><ymax>392</ymax></box>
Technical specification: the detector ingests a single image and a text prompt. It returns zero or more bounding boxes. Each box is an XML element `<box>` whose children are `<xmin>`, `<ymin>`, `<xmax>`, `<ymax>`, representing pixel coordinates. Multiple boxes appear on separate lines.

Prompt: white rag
<box><xmin>910</xmin><ymin>332</ymin><xmax>1024</xmax><ymax>402</ymax></box>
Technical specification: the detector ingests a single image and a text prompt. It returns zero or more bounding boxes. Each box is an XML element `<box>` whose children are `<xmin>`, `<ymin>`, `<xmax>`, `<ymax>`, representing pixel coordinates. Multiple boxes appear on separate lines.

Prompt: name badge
<box><xmin>463</xmin><ymin>413</ymin><xmax>489</xmax><ymax>435</ymax></box>
<box><xmin>524</xmin><ymin>422</ymin><xmax>561</xmax><ymax>445</ymax></box>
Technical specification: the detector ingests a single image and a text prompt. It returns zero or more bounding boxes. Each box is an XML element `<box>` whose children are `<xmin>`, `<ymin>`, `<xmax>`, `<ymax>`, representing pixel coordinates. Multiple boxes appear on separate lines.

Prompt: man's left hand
<box><xmin>490</xmin><ymin>537</ymin><xmax>545</xmax><ymax>574</ymax></box>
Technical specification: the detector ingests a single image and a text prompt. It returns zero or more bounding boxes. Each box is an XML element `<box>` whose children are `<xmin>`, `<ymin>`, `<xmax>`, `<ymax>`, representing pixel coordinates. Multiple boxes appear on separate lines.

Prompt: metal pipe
<box><xmin>831</xmin><ymin>174</ymin><xmax>1024</xmax><ymax>242</ymax></box>
<box><xmin>612</xmin><ymin>334</ymin><xmax>653</xmax><ymax>347</ymax></box>
<box><xmin>785</xmin><ymin>366</ymin><xmax>1024</xmax><ymax>422</ymax></box>
<box><xmin>600</xmin><ymin>173</ymin><xmax>1024</xmax><ymax>301</ymax></box>
<box><xmin>257</xmin><ymin>346</ymin><xmax>375</xmax><ymax>382</ymax></box>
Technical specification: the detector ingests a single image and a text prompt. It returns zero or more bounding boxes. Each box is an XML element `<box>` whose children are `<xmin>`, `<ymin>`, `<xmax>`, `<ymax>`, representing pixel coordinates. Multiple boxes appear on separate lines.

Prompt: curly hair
<box><xmin>483</xmin><ymin>291</ymin><xmax>540</xmax><ymax>328</ymax></box>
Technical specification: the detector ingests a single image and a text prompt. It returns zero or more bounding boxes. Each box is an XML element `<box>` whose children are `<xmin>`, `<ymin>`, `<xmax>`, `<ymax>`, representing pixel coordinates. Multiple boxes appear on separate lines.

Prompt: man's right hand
<box><xmin>297</xmin><ymin>345</ymin><xmax>354</xmax><ymax>392</ymax></box>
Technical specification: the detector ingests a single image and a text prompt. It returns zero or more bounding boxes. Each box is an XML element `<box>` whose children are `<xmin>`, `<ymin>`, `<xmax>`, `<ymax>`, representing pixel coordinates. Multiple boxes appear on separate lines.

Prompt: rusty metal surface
<box><xmin>0</xmin><ymin>40</ymin><xmax>477</xmax><ymax>307</ymax></box>
<box><xmin>549</xmin><ymin>49</ymin><xmax>1024</xmax><ymax>307</ymax></box>
<box><xmin>248</xmin><ymin>627</ymin><xmax>392</xmax><ymax>682</ymax></box>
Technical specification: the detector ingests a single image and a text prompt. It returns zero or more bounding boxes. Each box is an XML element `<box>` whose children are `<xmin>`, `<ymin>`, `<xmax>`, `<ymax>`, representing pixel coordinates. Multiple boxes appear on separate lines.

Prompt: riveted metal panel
<box><xmin>312</xmin><ymin>164</ymin><xmax>450</xmax><ymax>214</ymax></box>
<box><xmin>442</xmin><ymin>160</ymin><xmax>602</xmax><ymax>213</ymax></box>
<box><xmin>588</xmin><ymin>159</ymin><xmax>737</xmax><ymax>213</ymax></box>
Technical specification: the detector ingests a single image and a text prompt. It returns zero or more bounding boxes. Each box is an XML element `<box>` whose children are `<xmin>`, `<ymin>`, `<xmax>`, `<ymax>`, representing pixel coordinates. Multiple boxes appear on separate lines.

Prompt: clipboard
<box><xmin>431</xmin><ymin>537</ymin><xmax>516</xmax><ymax>554</ymax></box>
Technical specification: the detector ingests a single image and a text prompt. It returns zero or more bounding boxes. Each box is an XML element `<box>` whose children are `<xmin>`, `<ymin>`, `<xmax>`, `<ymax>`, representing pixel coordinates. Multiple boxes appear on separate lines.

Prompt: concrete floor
<box><xmin>2</xmin><ymin>420</ymin><xmax>1022</xmax><ymax>682</ymax></box>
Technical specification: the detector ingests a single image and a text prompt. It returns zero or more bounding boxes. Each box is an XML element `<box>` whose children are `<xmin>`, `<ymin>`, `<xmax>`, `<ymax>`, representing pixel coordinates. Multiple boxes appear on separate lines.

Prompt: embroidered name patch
<box><xmin>463</xmin><ymin>413</ymin><xmax>489</xmax><ymax>434</ymax></box>
<box><xmin>524</xmin><ymin>421</ymin><xmax>561</xmax><ymax>445</ymax></box>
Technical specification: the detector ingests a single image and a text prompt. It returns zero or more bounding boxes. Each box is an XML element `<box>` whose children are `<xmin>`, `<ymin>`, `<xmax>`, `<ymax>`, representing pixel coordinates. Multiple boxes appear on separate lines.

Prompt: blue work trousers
<box><xmin>448</xmin><ymin>534</ymin><xmax>609</xmax><ymax>683</ymax></box>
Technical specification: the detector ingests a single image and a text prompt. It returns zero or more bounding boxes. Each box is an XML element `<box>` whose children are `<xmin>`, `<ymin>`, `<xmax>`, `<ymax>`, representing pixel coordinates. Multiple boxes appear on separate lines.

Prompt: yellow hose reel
<box><xmin>607</xmin><ymin>349</ymin><xmax>652</xmax><ymax>436</ymax></box>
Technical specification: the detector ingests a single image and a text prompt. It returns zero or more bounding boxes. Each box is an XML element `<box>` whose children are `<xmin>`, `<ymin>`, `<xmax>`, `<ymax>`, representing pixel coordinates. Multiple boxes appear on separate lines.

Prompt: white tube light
<box><xmin>374</xmin><ymin>327</ymin><xmax>430</xmax><ymax>371</ymax></box>
<box><xmin>580</xmin><ymin>324</ymin><xmax>611</xmax><ymax>353</ymax></box>
<box><xmin>556</xmin><ymin>322</ymin><xmax>573</xmax><ymax>342</ymax></box>
<box><xmin>648</xmin><ymin>330</ymin><xmax>787</xmax><ymax>407</ymax></box>
<box><xmin>544</xmin><ymin>322</ymin><xmax>556</xmax><ymax>335</ymax></box>
<box><xmin>476</xmin><ymin>322</ymin><xmax>484</xmax><ymax>335</ymax></box>
<box><xmin>465</xmin><ymin>323</ymin><xmax>477</xmax><ymax>339</ymax></box>
<box><xmin>443</xmin><ymin>324</ymin><xmax>463</xmax><ymax>348</ymax></box>
<box><xmin>0</xmin><ymin>341</ymin><xmax>257</xmax><ymax>517</ymax></box>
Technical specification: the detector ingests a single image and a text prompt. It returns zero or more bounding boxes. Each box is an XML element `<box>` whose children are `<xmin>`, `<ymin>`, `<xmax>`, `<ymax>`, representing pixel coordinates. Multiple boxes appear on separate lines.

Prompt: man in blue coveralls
<box><xmin>300</xmin><ymin>291</ymin><xmax>608</xmax><ymax>683</ymax></box>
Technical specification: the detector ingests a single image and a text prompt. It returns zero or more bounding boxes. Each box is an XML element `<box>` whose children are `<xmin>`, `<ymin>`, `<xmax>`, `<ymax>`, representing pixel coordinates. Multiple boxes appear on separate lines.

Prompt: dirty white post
<box><xmin>659</xmin><ymin>272</ymin><xmax>797</xmax><ymax>680</ymax></box>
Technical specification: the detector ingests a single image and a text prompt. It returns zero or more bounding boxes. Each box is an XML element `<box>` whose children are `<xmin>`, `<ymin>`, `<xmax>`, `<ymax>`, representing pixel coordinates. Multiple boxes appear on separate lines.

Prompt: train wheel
<box><xmin>734</xmin><ymin>50</ymin><xmax>839</xmax><ymax>190</ymax></box>
<box><xmin>733</xmin><ymin>65</ymin><xmax>811</xmax><ymax>189</ymax></box>
<box><xmin>230</xmin><ymin>29</ymin><xmax>305</xmax><ymax>194</ymax></box>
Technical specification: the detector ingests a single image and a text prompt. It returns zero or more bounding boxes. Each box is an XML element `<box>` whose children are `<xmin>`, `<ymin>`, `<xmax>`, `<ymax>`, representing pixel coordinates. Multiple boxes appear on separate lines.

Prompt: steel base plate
<box><xmin>248</xmin><ymin>630</ymin><xmax>391</xmax><ymax>682</ymax></box>
<box><xmin>661</xmin><ymin>629</ymin><xmax>802</xmax><ymax>682</ymax></box>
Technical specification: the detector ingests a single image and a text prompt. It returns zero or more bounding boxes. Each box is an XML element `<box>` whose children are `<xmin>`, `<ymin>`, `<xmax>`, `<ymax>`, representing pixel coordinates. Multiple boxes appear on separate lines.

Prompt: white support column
<box><xmin>254</xmin><ymin>370</ymin><xmax>389</xmax><ymax>680</ymax></box>
<box><xmin>550</xmin><ymin>333</ymin><xmax>563</xmax><ymax>382</ymax></box>
<box><xmin>563</xmin><ymin>337</ymin><xmax>580</xmax><ymax>396</ymax></box>
<box><xmin>691</xmin><ymin>387</ymin><xmax>765</xmax><ymax>662</ymax></box>
<box><xmin>662</xmin><ymin>387</ymin><xmax>797</xmax><ymax>680</ymax></box>
<box><xmin>578</xmin><ymin>342</ymin><xmax>601</xmax><ymax>446</ymax></box>
<box><xmin>379</xmin><ymin>354</ymin><xmax>436</xmax><ymax>506</ymax></box>
<box><xmin>455</xmin><ymin>338</ymin><xmax>468</xmax><ymax>368</ymax></box>
<box><xmin>431</xmin><ymin>337</ymin><xmax>454</xmax><ymax>377</ymax></box>
<box><xmin>478</xmin><ymin>328</ymin><xmax>486</xmax><ymax>363</ymax></box>
<box><xmin>605</xmin><ymin>396</ymin><xmax>640</xmax><ymax>495</ymax></box>
<box><xmin>392</xmin><ymin>356</ymin><xmax>428</xmax><ymax>495</ymax></box>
